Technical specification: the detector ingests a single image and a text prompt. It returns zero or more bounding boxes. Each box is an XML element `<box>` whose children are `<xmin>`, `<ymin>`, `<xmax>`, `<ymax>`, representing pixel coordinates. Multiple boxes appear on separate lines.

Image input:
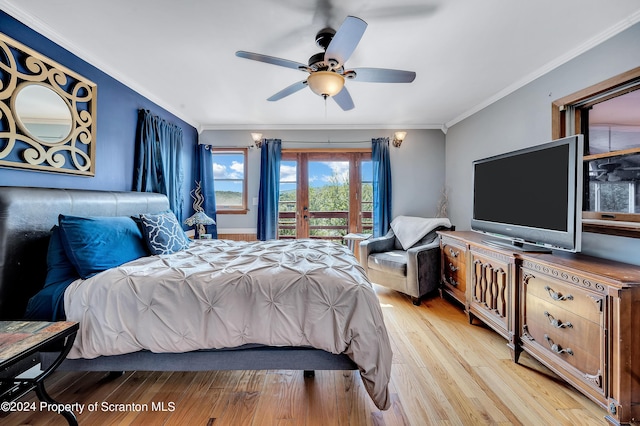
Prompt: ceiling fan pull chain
<box><xmin>324</xmin><ymin>96</ymin><xmax>328</xmax><ymax>119</ymax></box>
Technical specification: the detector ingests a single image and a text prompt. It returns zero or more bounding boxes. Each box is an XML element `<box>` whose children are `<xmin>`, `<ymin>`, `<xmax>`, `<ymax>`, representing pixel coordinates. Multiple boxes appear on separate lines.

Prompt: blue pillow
<box><xmin>44</xmin><ymin>226</ymin><xmax>80</xmax><ymax>288</ymax></box>
<box><xmin>24</xmin><ymin>281</ymin><xmax>70</xmax><ymax>321</ymax></box>
<box><xmin>58</xmin><ymin>214</ymin><xmax>149</xmax><ymax>278</ymax></box>
<box><xmin>139</xmin><ymin>211</ymin><xmax>191</xmax><ymax>255</ymax></box>
<box><xmin>24</xmin><ymin>226</ymin><xmax>79</xmax><ymax>320</ymax></box>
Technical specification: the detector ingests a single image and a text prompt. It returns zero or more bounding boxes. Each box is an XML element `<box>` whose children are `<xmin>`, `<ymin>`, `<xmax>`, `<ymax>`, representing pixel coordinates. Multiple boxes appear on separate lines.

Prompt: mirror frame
<box><xmin>0</xmin><ymin>32</ymin><xmax>97</xmax><ymax>176</ymax></box>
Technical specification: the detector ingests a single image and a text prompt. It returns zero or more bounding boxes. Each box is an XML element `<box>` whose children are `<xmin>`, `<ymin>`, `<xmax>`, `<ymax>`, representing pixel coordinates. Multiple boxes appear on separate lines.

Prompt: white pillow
<box><xmin>390</xmin><ymin>216</ymin><xmax>452</xmax><ymax>250</ymax></box>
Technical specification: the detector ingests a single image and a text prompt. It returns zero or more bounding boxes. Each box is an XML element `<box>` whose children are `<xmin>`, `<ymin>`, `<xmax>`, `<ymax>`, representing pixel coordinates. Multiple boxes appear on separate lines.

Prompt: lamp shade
<box><xmin>184</xmin><ymin>211</ymin><xmax>216</xmax><ymax>226</ymax></box>
<box><xmin>394</xmin><ymin>131</ymin><xmax>407</xmax><ymax>141</ymax></box>
<box><xmin>307</xmin><ymin>71</ymin><xmax>345</xmax><ymax>98</ymax></box>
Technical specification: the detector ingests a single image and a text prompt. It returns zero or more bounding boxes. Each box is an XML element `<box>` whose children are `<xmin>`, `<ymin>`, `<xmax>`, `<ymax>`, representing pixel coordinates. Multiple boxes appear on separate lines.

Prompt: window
<box><xmin>211</xmin><ymin>148</ymin><xmax>248</xmax><ymax>214</ymax></box>
<box><xmin>552</xmin><ymin>66</ymin><xmax>640</xmax><ymax>237</ymax></box>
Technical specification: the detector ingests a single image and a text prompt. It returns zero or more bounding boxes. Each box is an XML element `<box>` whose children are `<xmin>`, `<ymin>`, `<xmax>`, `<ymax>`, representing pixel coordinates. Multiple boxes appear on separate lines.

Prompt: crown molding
<box><xmin>445</xmin><ymin>10</ymin><xmax>640</xmax><ymax>130</ymax></box>
<box><xmin>0</xmin><ymin>0</ymin><xmax>199</xmax><ymax>129</ymax></box>
<box><xmin>198</xmin><ymin>123</ymin><xmax>444</xmax><ymax>132</ymax></box>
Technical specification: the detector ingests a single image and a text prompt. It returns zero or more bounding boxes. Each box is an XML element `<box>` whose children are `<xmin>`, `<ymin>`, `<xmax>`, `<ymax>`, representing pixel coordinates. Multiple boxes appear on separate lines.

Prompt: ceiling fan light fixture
<box><xmin>307</xmin><ymin>71</ymin><xmax>345</xmax><ymax>98</ymax></box>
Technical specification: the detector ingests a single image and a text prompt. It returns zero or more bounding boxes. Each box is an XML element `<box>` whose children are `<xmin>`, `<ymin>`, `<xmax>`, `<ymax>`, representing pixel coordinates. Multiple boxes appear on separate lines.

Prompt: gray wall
<box><xmin>199</xmin><ymin>129</ymin><xmax>446</xmax><ymax>233</ymax></box>
<box><xmin>445</xmin><ymin>22</ymin><xmax>640</xmax><ymax>265</ymax></box>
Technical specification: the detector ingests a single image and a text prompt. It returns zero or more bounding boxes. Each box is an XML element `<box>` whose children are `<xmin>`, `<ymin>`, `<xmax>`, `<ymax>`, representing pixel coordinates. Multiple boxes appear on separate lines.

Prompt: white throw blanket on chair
<box><xmin>390</xmin><ymin>216</ymin><xmax>452</xmax><ymax>250</ymax></box>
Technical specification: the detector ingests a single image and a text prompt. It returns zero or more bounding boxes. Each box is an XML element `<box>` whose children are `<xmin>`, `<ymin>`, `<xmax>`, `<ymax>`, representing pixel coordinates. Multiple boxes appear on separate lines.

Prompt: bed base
<box><xmin>40</xmin><ymin>346</ymin><xmax>356</xmax><ymax>372</ymax></box>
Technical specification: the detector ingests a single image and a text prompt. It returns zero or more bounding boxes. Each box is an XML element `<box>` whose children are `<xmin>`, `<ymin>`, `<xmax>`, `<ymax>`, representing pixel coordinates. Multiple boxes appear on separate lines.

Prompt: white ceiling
<box><xmin>2</xmin><ymin>0</ymin><xmax>640</xmax><ymax>132</ymax></box>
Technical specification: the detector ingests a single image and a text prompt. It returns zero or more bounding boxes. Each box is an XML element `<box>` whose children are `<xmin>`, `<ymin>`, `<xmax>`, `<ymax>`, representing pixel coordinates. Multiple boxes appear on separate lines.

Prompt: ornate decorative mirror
<box><xmin>0</xmin><ymin>32</ymin><xmax>97</xmax><ymax>175</ymax></box>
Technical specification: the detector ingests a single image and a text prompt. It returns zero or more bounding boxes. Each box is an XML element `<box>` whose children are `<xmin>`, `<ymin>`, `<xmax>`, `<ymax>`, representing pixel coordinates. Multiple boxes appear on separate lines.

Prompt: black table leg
<box><xmin>34</xmin><ymin>380</ymin><xmax>78</xmax><ymax>426</ymax></box>
<box><xmin>26</xmin><ymin>331</ymin><xmax>78</xmax><ymax>426</ymax></box>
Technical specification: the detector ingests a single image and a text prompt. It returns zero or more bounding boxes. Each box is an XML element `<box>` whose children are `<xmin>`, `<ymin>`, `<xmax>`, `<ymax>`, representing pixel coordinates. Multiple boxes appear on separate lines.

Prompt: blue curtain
<box><xmin>195</xmin><ymin>144</ymin><xmax>218</xmax><ymax>238</ymax></box>
<box><xmin>133</xmin><ymin>109</ymin><xmax>184</xmax><ymax>222</ymax></box>
<box><xmin>257</xmin><ymin>139</ymin><xmax>282</xmax><ymax>241</ymax></box>
<box><xmin>372</xmin><ymin>137</ymin><xmax>392</xmax><ymax>237</ymax></box>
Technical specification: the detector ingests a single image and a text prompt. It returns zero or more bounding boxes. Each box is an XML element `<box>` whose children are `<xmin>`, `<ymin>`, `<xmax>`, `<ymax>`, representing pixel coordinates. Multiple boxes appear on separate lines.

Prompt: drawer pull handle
<box><xmin>544</xmin><ymin>334</ymin><xmax>574</xmax><ymax>356</ymax></box>
<box><xmin>448</xmin><ymin>262</ymin><xmax>458</xmax><ymax>272</ymax></box>
<box><xmin>544</xmin><ymin>286</ymin><xmax>573</xmax><ymax>301</ymax></box>
<box><xmin>449</xmin><ymin>248</ymin><xmax>459</xmax><ymax>258</ymax></box>
<box><xmin>544</xmin><ymin>311</ymin><xmax>573</xmax><ymax>329</ymax></box>
<box><xmin>446</xmin><ymin>275</ymin><xmax>458</xmax><ymax>287</ymax></box>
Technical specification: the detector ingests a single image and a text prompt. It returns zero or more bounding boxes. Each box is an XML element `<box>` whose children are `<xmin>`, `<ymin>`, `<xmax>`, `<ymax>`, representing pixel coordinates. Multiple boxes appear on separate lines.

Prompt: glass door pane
<box><xmin>361</xmin><ymin>160</ymin><xmax>373</xmax><ymax>234</ymax></box>
<box><xmin>308</xmin><ymin>160</ymin><xmax>349</xmax><ymax>242</ymax></box>
<box><xmin>278</xmin><ymin>160</ymin><xmax>297</xmax><ymax>239</ymax></box>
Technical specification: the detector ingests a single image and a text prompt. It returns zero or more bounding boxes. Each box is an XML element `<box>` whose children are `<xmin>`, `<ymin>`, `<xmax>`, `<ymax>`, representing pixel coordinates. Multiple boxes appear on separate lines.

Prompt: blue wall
<box><xmin>0</xmin><ymin>11</ymin><xmax>197</xmax><ymax>221</ymax></box>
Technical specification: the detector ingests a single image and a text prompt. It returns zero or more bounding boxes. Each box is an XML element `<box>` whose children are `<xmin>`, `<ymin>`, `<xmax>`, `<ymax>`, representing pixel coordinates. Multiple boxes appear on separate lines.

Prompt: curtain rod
<box><xmin>278</xmin><ymin>139</ymin><xmax>372</xmax><ymax>144</ymax></box>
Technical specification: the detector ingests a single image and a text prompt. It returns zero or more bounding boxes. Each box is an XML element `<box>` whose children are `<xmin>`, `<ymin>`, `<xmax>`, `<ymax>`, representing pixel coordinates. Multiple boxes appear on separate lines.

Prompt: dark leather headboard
<box><xmin>0</xmin><ymin>187</ymin><xmax>170</xmax><ymax>320</ymax></box>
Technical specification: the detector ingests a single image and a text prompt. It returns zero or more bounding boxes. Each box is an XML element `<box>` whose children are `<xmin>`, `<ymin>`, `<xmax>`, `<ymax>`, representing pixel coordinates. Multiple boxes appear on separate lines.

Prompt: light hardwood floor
<box><xmin>5</xmin><ymin>286</ymin><xmax>608</xmax><ymax>425</ymax></box>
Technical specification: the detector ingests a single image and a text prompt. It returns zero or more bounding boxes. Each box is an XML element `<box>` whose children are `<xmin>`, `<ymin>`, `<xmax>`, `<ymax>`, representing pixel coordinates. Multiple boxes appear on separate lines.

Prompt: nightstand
<box><xmin>0</xmin><ymin>321</ymin><xmax>79</xmax><ymax>425</ymax></box>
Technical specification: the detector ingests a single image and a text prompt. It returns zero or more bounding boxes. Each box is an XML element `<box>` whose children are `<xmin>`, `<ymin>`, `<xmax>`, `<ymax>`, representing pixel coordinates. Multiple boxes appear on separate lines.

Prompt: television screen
<box><xmin>471</xmin><ymin>135</ymin><xmax>583</xmax><ymax>252</ymax></box>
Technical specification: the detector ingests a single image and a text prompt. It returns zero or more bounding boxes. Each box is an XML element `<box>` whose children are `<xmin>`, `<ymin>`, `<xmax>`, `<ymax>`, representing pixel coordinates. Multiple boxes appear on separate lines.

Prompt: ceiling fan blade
<box><xmin>359</xmin><ymin>5</ymin><xmax>438</xmax><ymax>20</ymax></box>
<box><xmin>267</xmin><ymin>81</ymin><xmax>308</xmax><ymax>102</ymax></box>
<box><xmin>236</xmin><ymin>51</ymin><xmax>307</xmax><ymax>72</ymax></box>
<box><xmin>332</xmin><ymin>86</ymin><xmax>354</xmax><ymax>111</ymax></box>
<box><xmin>324</xmin><ymin>16</ymin><xmax>367</xmax><ymax>69</ymax></box>
<box><xmin>313</xmin><ymin>0</ymin><xmax>339</xmax><ymax>28</ymax></box>
<box><xmin>350</xmin><ymin>67</ymin><xmax>416</xmax><ymax>83</ymax></box>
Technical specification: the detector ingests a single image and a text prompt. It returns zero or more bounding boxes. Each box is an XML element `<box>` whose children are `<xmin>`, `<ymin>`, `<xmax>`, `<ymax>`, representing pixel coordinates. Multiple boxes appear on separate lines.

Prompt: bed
<box><xmin>0</xmin><ymin>186</ymin><xmax>392</xmax><ymax>410</ymax></box>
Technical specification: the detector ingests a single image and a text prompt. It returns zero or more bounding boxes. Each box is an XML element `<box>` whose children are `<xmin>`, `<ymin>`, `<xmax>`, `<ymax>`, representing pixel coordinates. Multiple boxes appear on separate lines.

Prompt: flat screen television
<box><xmin>471</xmin><ymin>135</ymin><xmax>584</xmax><ymax>252</ymax></box>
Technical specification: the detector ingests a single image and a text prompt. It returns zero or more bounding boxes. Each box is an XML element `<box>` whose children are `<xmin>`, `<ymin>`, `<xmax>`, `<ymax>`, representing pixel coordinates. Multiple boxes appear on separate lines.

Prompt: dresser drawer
<box><xmin>523</xmin><ymin>294</ymin><xmax>602</xmax><ymax>378</ymax></box>
<box><xmin>442</xmin><ymin>241</ymin><xmax>466</xmax><ymax>292</ymax></box>
<box><xmin>522</xmin><ymin>271</ymin><xmax>603</xmax><ymax>324</ymax></box>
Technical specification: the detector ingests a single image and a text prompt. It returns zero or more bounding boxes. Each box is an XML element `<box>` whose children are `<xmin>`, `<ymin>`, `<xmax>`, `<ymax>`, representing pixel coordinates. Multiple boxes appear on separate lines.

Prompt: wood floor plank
<box><xmin>4</xmin><ymin>289</ymin><xmax>611</xmax><ymax>425</ymax></box>
<box><xmin>160</xmin><ymin>370</ymin><xmax>219</xmax><ymax>425</ymax></box>
<box><xmin>220</xmin><ymin>370</ymin><xmax>267</xmax><ymax>425</ymax></box>
<box><xmin>304</xmin><ymin>370</ymin><xmax>338</xmax><ymax>426</ymax></box>
<box><xmin>335</xmin><ymin>371</ymin><xmax>376</xmax><ymax>426</ymax></box>
<box><xmin>255</xmin><ymin>370</ymin><xmax>308</xmax><ymax>425</ymax></box>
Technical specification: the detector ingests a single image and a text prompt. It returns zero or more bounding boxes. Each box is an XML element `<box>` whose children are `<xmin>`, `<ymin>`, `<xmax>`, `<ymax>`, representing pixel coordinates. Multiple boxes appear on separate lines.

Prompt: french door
<box><xmin>278</xmin><ymin>151</ymin><xmax>372</xmax><ymax>241</ymax></box>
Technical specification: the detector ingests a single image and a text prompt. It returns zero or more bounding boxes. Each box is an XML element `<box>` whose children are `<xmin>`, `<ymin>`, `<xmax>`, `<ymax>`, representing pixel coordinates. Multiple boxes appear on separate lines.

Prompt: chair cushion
<box><xmin>367</xmin><ymin>250</ymin><xmax>408</xmax><ymax>277</ymax></box>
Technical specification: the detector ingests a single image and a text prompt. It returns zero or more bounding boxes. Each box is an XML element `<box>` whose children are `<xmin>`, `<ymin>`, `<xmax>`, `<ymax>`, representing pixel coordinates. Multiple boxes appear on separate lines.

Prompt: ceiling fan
<box><xmin>235</xmin><ymin>15</ymin><xmax>416</xmax><ymax>111</ymax></box>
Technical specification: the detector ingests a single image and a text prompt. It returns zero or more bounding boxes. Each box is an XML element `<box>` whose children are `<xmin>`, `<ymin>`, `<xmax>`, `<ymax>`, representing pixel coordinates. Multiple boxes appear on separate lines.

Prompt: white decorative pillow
<box><xmin>139</xmin><ymin>211</ymin><xmax>191</xmax><ymax>255</ymax></box>
<box><xmin>390</xmin><ymin>216</ymin><xmax>452</xmax><ymax>250</ymax></box>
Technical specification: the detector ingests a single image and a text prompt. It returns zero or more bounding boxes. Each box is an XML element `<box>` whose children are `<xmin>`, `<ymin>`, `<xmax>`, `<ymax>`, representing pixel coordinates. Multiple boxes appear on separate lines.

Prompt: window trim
<box><xmin>211</xmin><ymin>147</ymin><xmax>248</xmax><ymax>214</ymax></box>
<box><xmin>552</xmin><ymin>66</ymin><xmax>640</xmax><ymax>238</ymax></box>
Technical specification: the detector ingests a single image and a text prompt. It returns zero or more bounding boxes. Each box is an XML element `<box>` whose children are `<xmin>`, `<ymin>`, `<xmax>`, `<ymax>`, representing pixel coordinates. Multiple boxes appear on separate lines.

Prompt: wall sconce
<box><xmin>251</xmin><ymin>132</ymin><xmax>263</xmax><ymax>148</ymax></box>
<box><xmin>392</xmin><ymin>131</ymin><xmax>407</xmax><ymax>147</ymax></box>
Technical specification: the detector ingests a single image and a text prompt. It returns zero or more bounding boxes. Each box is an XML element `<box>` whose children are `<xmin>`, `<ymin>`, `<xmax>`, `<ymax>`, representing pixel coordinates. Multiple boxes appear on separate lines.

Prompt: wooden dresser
<box><xmin>437</xmin><ymin>230</ymin><xmax>640</xmax><ymax>425</ymax></box>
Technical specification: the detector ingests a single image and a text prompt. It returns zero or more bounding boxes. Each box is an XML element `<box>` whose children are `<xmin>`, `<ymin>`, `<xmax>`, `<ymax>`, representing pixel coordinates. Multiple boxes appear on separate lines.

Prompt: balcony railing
<box><xmin>278</xmin><ymin>210</ymin><xmax>372</xmax><ymax>241</ymax></box>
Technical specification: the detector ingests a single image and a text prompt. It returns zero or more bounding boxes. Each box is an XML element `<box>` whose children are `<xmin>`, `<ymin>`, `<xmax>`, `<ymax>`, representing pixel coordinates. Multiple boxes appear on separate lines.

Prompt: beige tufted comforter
<box><xmin>64</xmin><ymin>238</ymin><xmax>392</xmax><ymax>409</ymax></box>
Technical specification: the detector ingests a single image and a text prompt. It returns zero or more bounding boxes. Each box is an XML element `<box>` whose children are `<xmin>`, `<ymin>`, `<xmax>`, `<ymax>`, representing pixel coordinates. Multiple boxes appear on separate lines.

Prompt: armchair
<box><xmin>360</xmin><ymin>217</ymin><xmax>452</xmax><ymax>305</ymax></box>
